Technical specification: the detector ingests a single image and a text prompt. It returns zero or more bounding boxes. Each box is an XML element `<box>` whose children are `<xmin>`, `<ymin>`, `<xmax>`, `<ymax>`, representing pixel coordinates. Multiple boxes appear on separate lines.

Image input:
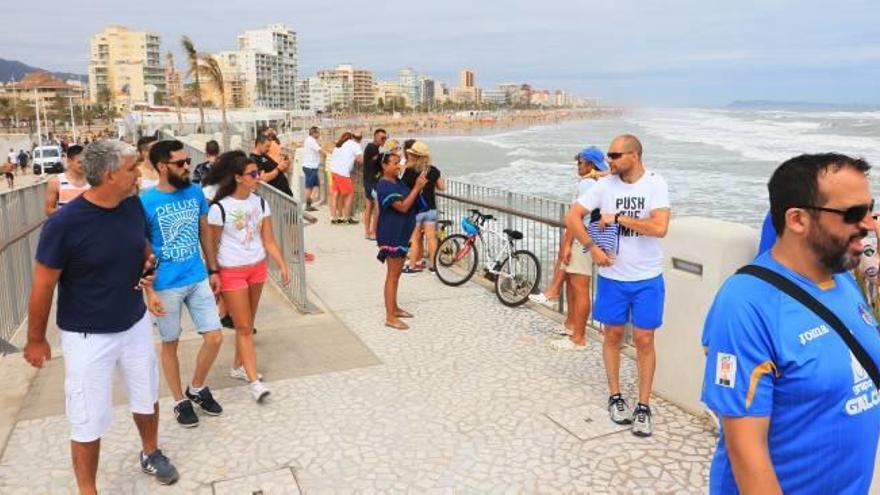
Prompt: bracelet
<box><xmin>208</xmin><ymin>269</ymin><xmax>220</xmax><ymax>275</ymax></box>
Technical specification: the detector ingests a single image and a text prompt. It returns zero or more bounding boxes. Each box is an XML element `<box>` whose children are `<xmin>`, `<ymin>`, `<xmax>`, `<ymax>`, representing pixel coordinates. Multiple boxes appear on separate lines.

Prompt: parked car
<box><xmin>32</xmin><ymin>146</ymin><xmax>64</xmax><ymax>175</ymax></box>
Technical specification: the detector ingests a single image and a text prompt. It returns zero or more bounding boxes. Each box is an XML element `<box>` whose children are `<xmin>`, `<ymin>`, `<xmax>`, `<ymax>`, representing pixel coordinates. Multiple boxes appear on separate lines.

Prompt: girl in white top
<box><xmin>206</xmin><ymin>151</ymin><xmax>289</xmax><ymax>402</ymax></box>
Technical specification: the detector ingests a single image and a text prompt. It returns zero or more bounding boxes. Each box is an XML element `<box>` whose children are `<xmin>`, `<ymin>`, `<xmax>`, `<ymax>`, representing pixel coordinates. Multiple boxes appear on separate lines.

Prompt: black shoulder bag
<box><xmin>737</xmin><ymin>264</ymin><xmax>880</xmax><ymax>391</ymax></box>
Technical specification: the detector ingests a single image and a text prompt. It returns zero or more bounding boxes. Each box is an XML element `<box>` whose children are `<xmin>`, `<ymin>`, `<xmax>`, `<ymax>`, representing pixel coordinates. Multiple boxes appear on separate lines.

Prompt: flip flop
<box><xmin>395</xmin><ymin>309</ymin><xmax>414</xmax><ymax>318</ymax></box>
<box><xmin>385</xmin><ymin>320</ymin><xmax>410</xmax><ymax>331</ymax></box>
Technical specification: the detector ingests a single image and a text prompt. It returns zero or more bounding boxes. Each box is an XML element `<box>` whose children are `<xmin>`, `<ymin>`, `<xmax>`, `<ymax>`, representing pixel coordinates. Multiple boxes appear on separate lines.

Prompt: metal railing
<box><xmin>437</xmin><ymin>178</ymin><xmax>608</xmax><ymax>334</ymax></box>
<box><xmin>0</xmin><ymin>183</ymin><xmax>47</xmax><ymax>352</ymax></box>
<box><xmin>259</xmin><ymin>183</ymin><xmax>317</xmax><ymax>313</ymax></box>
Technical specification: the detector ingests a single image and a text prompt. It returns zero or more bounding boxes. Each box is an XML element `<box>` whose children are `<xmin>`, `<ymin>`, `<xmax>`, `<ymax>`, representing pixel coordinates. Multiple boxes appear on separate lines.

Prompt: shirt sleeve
<box><xmin>35</xmin><ymin>216</ymin><xmax>68</xmax><ymax>269</ymax></box>
<box><xmin>650</xmin><ymin>174</ymin><xmax>671</xmax><ymax>210</ymax></box>
<box><xmin>207</xmin><ymin>202</ymin><xmax>223</xmax><ymax>226</ymax></box>
<box><xmin>306</xmin><ymin>138</ymin><xmax>320</xmax><ymax>152</ymax></box>
<box><xmin>576</xmin><ymin>180</ymin><xmax>603</xmax><ymax>211</ymax></box>
<box><xmin>701</xmin><ymin>278</ymin><xmax>777</xmax><ymax>417</ymax></box>
<box><xmin>377</xmin><ymin>182</ymin><xmax>404</xmax><ymax>210</ymax></box>
<box><xmin>428</xmin><ymin>167</ymin><xmax>441</xmax><ymax>182</ymax></box>
<box><xmin>196</xmin><ymin>187</ymin><xmax>210</xmax><ymax>216</ymax></box>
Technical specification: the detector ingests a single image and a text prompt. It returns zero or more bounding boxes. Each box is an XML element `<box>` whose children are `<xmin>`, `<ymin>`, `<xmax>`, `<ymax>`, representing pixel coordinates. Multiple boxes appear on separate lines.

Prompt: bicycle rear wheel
<box><xmin>434</xmin><ymin>234</ymin><xmax>478</xmax><ymax>287</ymax></box>
<box><xmin>494</xmin><ymin>249</ymin><xmax>541</xmax><ymax>306</ymax></box>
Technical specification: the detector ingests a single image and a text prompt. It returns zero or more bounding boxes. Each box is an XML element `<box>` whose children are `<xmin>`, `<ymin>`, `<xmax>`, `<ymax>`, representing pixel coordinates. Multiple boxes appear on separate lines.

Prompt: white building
<box><xmin>482</xmin><ymin>89</ymin><xmax>507</xmax><ymax>106</ymax></box>
<box><xmin>398</xmin><ymin>67</ymin><xmax>419</xmax><ymax>108</ymax></box>
<box><xmin>215</xmin><ymin>24</ymin><xmax>298</xmax><ymax>109</ymax></box>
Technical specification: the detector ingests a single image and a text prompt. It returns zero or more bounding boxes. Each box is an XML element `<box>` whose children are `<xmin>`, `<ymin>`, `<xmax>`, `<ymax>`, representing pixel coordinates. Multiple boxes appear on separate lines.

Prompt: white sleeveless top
<box><xmin>58</xmin><ymin>172</ymin><xmax>90</xmax><ymax>207</ymax></box>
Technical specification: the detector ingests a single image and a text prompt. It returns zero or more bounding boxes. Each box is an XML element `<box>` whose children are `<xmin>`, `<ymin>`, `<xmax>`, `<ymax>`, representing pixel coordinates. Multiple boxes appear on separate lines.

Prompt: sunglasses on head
<box><xmin>606</xmin><ymin>151</ymin><xmax>631</xmax><ymax>160</ymax></box>
<box><xmin>166</xmin><ymin>157</ymin><xmax>191</xmax><ymax>167</ymax></box>
<box><xmin>797</xmin><ymin>200</ymin><xmax>875</xmax><ymax>224</ymax></box>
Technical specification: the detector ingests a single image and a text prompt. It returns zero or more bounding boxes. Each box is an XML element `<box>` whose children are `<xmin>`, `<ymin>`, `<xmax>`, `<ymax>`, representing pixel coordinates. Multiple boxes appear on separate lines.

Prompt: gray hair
<box><xmin>83</xmin><ymin>140</ymin><xmax>137</xmax><ymax>186</ymax></box>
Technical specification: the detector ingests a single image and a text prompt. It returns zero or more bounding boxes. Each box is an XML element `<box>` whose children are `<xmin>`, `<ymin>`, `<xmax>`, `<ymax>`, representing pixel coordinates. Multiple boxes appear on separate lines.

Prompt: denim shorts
<box><xmin>154</xmin><ymin>278</ymin><xmax>221</xmax><ymax>342</ymax></box>
<box><xmin>593</xmin><ymin>274</ymin><xmax>665</xmax><ymax>330</ymax></box>
<box><xmin>303</xmin><ymin>167</ymin><xmax>320</xmax><ymax>188</ymax></box>
<box><xmin>414</xmin><ymin>209</ymin><xmax>439</xmax><ymax>226</ymax></box>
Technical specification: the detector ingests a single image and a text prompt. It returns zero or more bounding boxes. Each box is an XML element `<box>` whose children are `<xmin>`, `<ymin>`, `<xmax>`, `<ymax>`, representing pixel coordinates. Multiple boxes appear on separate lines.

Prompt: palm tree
<box><xmin>181</xmin><ymin>36</ymin><xmax>205</xmax><ymax>133</ymax></box>
<box><xmin>198</xmin><ymin>54</ymin><xmax>229</xmax><ymax>150</ymax></box>
<box><xmin>166</xmin><ymin>51</ymin><xmax>184</xmax><ymax>134</ymax></box>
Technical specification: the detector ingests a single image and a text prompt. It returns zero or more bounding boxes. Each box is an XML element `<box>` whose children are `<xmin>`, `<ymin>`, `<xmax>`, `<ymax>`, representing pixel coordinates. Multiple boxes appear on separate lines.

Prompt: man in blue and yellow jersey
<box><xmin>702</xmin><ymin>153</ymin><xmax>880</xmax><ymax>494</ymax></box>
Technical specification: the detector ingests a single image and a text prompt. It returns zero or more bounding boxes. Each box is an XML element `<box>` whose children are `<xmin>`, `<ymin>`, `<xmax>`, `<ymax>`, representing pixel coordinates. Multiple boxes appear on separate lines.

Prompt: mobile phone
<box><xmin>141</xmin><ymin>259</ymin><xmax>160</xmax><ymax>278</ymax></box>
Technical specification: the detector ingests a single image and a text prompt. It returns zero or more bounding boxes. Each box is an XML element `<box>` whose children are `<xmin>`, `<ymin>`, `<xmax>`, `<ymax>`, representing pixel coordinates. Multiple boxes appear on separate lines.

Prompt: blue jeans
<box><xmin>153</xmin><ymin>279</ymin><xmax>221</xmax><ymax>342</ymax></box>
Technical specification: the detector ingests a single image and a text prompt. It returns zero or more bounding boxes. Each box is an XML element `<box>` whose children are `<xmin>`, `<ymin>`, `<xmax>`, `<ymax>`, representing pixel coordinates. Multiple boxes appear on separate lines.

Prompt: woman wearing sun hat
<box><xmin>401</xmin><ymin>141</ymin><xmax>445</xmax><ymax>273</ymax></box>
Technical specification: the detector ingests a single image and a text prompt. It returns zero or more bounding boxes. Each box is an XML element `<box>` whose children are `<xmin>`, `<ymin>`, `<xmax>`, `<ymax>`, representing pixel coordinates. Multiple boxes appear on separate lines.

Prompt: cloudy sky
<box><xmin>4</xmin><ymin>0</ymin><xmax>878</xmax><ymax>106</ymax></box>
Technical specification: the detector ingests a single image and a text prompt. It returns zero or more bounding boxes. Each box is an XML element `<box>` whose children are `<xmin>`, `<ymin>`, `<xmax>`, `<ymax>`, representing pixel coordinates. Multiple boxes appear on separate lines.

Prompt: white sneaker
<box><xmin>249</xmin><ymin>381</ymin><xmax>270</xmax><ymax>403</ymax></box>
<box><xmin>528</xmin><ymin>292</ymin><xmax>557</xmax><ymax>306</ymax></box>
<box><xmin>230</xmin><ymin>367</ymin><xmax>263</xmax><ymax>382</ymax></box>
<box><xmin>548</xmin><ymin>338</ymin><xmax>587</xmax><ymax>351</ymax></box>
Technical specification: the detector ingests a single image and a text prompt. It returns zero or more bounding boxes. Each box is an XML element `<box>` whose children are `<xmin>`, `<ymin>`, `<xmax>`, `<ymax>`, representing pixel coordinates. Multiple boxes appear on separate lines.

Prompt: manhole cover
<box><xmin>545</xmin><ymin>404</ymin><xmax>630</xmax><ymax>441</ymax></box>
<box><xmin>213</xmin><ymin>467</ymin><xmax>300</xmax><ymax>495</ymax></box>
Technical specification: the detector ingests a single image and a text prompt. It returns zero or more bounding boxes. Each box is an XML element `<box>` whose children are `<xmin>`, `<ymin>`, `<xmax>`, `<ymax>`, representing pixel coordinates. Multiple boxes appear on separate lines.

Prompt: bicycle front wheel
<box><xmin>494</xmin><ymin>249</ymin><xmax>541</xmax><ymax>306</ymax></box>
<box><xmin>434</xmin><ymin>234</ymin><xmax>478</xmax><ymax>287</ymax></box>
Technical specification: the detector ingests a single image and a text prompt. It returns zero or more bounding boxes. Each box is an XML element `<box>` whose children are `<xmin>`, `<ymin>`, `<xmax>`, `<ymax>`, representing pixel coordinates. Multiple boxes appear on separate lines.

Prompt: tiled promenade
<box><xmin>0</xmin><ymin>207</ymin><xmax>716</xmax><ymax>494</ymax></box>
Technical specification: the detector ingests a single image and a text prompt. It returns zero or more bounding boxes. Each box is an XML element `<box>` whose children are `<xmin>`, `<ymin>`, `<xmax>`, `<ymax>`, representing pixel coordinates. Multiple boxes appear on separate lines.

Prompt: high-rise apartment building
<box><xmin>398</xmin><ymin>67</ymin><xmax>419</xmax><ymax>108</ymax></box>
<box><xmin>418</xmin><ymin>76</ymin><xmax>435</xmax><ymax>108</ymax></box>
<box><xmin>88</xmin><ymin>26</ymin><xmax>166</xmax><ymax>109</ymax></box>
<box><xmin>459</xmin><ymin>69</ymin><xmax>475</xmax><ymax>88</ymax></box>
<box><xmin>213</xmin><ymin>24</ymin><xmax>298</xmax><ymax>109</ymax></box>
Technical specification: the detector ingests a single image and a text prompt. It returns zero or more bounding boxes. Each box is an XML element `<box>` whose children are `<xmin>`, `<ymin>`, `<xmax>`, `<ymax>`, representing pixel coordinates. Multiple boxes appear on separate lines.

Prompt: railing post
<box><xmin>557</xmin><ymin>202</ymin><xmax>566</xmax><ymax>314</ymax></box>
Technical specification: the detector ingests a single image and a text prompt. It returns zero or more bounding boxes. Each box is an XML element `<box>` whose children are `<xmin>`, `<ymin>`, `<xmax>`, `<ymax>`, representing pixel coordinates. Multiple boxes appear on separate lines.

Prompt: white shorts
<box><xmin>60</xmin><ymin>311</ymin><xmax>159</xmax><ymax>442</ymax></box>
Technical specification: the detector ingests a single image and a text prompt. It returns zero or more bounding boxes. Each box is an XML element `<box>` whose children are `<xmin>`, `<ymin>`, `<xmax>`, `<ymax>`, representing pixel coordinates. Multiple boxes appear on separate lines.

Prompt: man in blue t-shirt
<box><xmin>23</xmin><ymin>140</ymin><xmax>180</xmax><ymax>490</ymax></box>
<box><xmin>141</xmin><ymin>139</ymin><xmax>224</xmax><ymax>428</ymax></box>
<box><xmin>702</xmin><ymin>153</ymin><xmax>880</xmax><ymax>494</ymax></box>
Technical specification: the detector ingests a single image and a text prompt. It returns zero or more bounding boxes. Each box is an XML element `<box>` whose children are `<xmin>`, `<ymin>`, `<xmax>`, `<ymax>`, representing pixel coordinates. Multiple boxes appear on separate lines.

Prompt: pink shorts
<box><xmin>219</xmin><ymin>260</ymin><xmax>268</xmax><ymax>292</ymax></box>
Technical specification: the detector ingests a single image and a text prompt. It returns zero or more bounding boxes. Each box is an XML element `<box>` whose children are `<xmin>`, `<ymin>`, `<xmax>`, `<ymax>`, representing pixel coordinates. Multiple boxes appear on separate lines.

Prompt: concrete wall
<box><xmin>655</xmin><ymin>217</ymin><xmax>758</xmax><ymax>415</ymax></box>
<box><xmin>0</xmin><ymin>134</ymin><xmax>33</xmax><ymax>157</ymax></box>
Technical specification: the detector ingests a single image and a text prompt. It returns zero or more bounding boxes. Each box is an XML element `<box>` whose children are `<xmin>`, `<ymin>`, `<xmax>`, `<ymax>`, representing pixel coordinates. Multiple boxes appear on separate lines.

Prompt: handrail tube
<box><xmin>436</xmin><ymin>191</ymin><xmax>564</xmax><ymax>228</ymax></box>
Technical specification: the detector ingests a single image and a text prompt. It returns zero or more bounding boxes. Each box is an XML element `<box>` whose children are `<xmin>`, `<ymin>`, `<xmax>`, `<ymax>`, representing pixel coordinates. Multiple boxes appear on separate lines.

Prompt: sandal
<box><xmin>385</xmin><ymin>320</ymin><xmax>410</xmax><ymax>331</ymax></box>
<box><xmin>395</xmin><ymin>309</ymin><xmax>414</xmax><ymax>318</ymax></box>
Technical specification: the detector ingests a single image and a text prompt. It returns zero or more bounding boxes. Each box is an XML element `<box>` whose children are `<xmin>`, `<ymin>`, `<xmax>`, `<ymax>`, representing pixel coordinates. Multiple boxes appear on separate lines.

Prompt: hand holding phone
<box><xmin>135</xmin><ymin>256</ymin><xmax>159</xmax><ymax>290</ymax></box>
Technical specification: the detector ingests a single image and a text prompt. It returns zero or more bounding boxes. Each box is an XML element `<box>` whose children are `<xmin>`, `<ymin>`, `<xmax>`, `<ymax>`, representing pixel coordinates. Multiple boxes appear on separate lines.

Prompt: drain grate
<box><xmin>545</xmin><ymin>404</ymin><xmax>630</xmax><ymax>441</ymax></box>
<box><xmin>212</xmin><ymin>467</ymin><xmax>301</xmax><ymax>495</ymax></box>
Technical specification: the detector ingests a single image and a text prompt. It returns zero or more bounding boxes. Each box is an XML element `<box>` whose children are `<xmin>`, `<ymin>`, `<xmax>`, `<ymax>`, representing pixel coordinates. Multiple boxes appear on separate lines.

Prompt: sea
<box><xmin>424</xmin><ymin>106</ymin><xmax>880</xmax><ymax>229</ymax></box>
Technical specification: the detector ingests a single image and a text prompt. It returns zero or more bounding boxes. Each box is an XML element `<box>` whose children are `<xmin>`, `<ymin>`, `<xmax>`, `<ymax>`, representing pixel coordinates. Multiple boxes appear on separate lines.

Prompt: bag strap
<box><xmin>213</xmin><ymin>201</ymin><xmax>226</xmax><ymax>224</ymax></box>
<box><xmin>737</xmin><ymin>264</ymin><xmax>880</xmax><ymax>390</ymax></box>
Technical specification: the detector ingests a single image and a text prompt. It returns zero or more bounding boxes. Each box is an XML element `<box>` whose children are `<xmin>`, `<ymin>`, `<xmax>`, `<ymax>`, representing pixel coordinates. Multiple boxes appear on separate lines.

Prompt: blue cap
<box><xmin>576</xmin><ymin>146</ymin><xmax>608</xmax><ymax>171</ymax></box>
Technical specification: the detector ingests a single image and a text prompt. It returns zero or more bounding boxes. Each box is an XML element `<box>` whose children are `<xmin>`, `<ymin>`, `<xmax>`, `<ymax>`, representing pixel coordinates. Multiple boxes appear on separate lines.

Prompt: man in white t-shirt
<box><xmin>565</xmin><ymin>134</ymin><xmax>671</xmax><ymax>438</ymax></box>
<box><xmin>302</xmin><ymin>126</ymin><xmax>325</xmax><ymax>212</ymax></box>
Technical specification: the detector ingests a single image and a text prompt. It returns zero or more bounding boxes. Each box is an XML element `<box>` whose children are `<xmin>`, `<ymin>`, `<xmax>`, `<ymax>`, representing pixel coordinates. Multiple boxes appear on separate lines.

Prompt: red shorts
<box><xmin>219</xmin><ymin>260</ymin><xmax>268</xmax><ymax>292</ymax></box>
<box><xmin>331</xmin><ymin>173</ymin><xmax>354</xmax><ymax>195</ymax></box>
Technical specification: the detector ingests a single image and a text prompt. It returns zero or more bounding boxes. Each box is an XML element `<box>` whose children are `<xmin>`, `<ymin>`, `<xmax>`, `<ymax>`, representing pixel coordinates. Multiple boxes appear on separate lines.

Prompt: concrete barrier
<box><xmin>655</xmin><ymin>217</ymin><xmax>758</xmax><ymax>415</ymax></box>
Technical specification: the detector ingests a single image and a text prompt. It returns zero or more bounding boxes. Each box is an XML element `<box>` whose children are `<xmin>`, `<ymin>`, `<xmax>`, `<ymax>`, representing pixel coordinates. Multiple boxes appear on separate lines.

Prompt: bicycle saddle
<box><xmin>503</xmin><ymin>228</ymin><xmax>523</xmax><ymax>240</ymax></box>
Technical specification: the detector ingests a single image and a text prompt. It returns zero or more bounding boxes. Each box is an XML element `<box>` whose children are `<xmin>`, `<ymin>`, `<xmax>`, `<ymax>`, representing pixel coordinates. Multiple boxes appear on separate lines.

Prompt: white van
<box><xmin>32</xmin><ymin>146</ymin><xmax>64</xmax><ymax>175</ymax></box>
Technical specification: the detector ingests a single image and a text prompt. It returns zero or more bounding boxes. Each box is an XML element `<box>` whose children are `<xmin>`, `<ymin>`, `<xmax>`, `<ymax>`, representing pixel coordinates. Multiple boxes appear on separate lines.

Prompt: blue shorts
<box><xmin>303</xmin><ymin>167</ymin><xmax>320</xmax><ymax>188</ymax></box>
<box><xmin>593</xmin><ymin>274</ymin><xmax>665</xmax><ymax>330</ymax></box>
<box><xmin>414</xmin><ymin>209</ymin><xmax>438</xmax><ymax>226</ymax></box>
<box><xmin>153</xmin><ymin>279</ymin><xmax>221</xmax><ymax>342</ymax></box>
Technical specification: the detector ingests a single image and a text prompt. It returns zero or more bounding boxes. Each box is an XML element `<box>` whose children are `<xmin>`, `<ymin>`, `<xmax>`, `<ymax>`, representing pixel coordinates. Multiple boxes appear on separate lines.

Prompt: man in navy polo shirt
<box><xmin>24</xmin><ymin>140</ymin><xmax>180</xmax><ymax>492</ymax></box>
<box><xmin>702</xmin><ymin>153</ymin><xmax>880</xmax><ymax>494</ymax></box>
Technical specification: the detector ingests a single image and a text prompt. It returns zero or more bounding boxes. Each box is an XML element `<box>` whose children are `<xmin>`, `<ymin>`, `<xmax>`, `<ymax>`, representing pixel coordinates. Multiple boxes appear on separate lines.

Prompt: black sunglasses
<box><xmin>166</xmin><ymin>157</ymin><xmax>191</xmax><ymax>167</ymax></box>
<box><xmin>606</xmin><ymin>151</ymin><xmax>631</xmax><ymax>160</ymax></box>
<box><xmin>797</xmin><ymin>200</ymin><xmax>875</xmax><ymax>224</ymax></box>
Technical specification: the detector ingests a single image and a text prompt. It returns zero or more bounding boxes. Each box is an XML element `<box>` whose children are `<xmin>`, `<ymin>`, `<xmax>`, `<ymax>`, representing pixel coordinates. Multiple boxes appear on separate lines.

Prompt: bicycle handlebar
<box><xmin>467</xmin><ymin>209</ymin><xmax>495</xmax><ymax>224</ymax></box>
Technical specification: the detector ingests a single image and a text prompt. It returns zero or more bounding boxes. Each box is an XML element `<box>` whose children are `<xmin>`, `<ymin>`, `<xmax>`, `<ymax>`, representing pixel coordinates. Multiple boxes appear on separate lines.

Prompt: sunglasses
<box><xmin>243</xmin><ymin>170</ymin><xmax>260</xmax><ymax>179</ymax></box>
<box><xmin>166</xmin><ymin>157</ymin><xmax>191</xmax><ymax>167</ymax></box>
<box><xmin>606</xmin><ymin>151</ymin><xmax>631</xmax><ymax>160</ymax></box>
<box><xmin>797</xmin><ymin>200</ymin><xmax>875</xmax><ymax>224</ymax></box>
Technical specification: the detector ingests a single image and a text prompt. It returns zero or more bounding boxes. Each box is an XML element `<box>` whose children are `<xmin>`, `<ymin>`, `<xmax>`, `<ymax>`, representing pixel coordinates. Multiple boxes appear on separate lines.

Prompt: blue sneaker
<box><xmin>140</xmin><ymin>449</ymin><xmax>179</xmax><ymax>485</ymax></box>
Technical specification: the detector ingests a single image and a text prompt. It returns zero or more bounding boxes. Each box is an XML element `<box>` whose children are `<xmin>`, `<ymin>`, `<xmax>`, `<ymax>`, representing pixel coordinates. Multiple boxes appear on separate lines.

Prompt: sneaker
<box><xmin>331</xmin><ymin>218</ymin><xmax>341</xmax><ymax>225</ymax></box>
<box><xmin>548</xmin><ymin>338</ymin><xmax>587</xmax><ymax>351</ymax></box>
<box><xmin>632</xmin><ymin>403</ymin><xmax>653</xmax><ymax>437</ymax></box>
<box><xmin>230</xmin><ymin>367</ymin><xmax>263</xmax><ymax>382</ymax></box>
<box><xmin>608</xmin><ymin>394</ymin><xmax>633</xmax><ymax>425</ymax></box>
<box><xmin>220</xmin><ymin>315</ymin><xmax>234</xmax><ymax>329</ymax></box>
<box><xmin>140</xmin><ymin>449</ymin><xmax>180</xmax><ymax>485</ymax></box>
<box><xmin>346</xmin><ymin>217</ymin><xmax>358</xmax><ymax>225</ymax></box>
<box><xmin>402</xmin><ymin>265</ymin><xmax>422</xmax><ymax>275</ymax></box>
<box><xmin>528</xmin><ymin>292</ymin><xmax>558</xmax><ymax>306</ymax></box>
<box><xmin>173</xmin><ymin>399</ymin><xmax>199</xmax><ymax>428</ymax></box>
<box><xmin>185</xmin><ymin>386</ymin><xmax>223</xmax><ymax>416</ymax></box>
<box><xmin>250</xmin><ymin>380</ymin><xmax>270</xmax><ymax>403</ymax></box>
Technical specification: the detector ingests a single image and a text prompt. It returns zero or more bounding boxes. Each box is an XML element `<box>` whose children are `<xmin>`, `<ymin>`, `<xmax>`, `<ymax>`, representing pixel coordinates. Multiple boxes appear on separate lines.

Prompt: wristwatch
<box><xmin>614</xmin><ymin>212</ymin><xmax>623</xmax><ymax>224</ymax></box>
<box><xmin>208</xmin><ymin>269</ymin><xmax>220</xmax><ymax>275</ymax></box>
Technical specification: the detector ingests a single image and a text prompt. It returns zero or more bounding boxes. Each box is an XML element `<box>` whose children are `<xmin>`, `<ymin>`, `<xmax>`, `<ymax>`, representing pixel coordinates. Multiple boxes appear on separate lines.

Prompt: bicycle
<box><xmin>434</xmin><ymin>209</ymin><xmax>541</xmax><ymax>306</ymax></box>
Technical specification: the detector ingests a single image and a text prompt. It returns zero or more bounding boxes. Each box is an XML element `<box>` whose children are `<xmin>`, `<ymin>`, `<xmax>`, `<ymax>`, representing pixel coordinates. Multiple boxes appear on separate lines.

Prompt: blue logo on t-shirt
<box><xmin>141</xmin><ymin>184</ymin><xmax>209</xmax><ymax>290</ymax></box>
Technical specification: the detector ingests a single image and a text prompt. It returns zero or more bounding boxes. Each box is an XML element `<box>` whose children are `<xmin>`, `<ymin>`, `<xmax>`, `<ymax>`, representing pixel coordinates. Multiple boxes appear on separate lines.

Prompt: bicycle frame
<box><xmin>459</xmin><ymin>211</ymin><xmax>518</xmax><ymax>278</ymax></box>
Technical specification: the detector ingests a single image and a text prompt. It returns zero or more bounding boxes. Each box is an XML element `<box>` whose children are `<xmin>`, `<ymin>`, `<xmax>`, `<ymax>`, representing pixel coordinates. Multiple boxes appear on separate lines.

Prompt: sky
<box><xmin>3</xmin><ymin>0</ymin><xmax>879</xmax><ymax>106</ymax></box>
